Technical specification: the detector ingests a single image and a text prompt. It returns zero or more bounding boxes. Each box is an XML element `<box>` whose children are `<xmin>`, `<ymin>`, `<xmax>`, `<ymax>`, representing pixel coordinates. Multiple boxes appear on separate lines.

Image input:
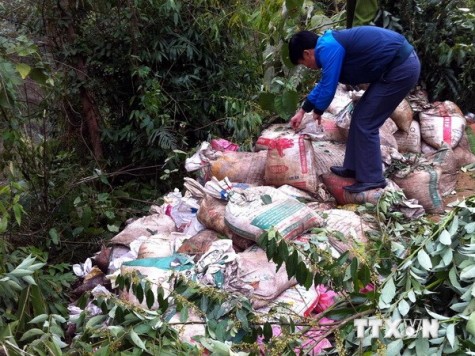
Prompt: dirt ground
<box><xmin>443</xmin><ymin>169</ymin><xmax>475</xmax><ymax>207</ymax></box>
<box><xmin>440</xmin><ymin>123</ymin><xmax>475</xmax><ymax>208</ymax></box>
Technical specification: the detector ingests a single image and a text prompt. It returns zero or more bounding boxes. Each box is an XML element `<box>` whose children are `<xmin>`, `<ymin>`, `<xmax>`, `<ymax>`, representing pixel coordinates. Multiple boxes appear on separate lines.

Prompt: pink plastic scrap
<box><xmin>210</xmin><ymin>138</ymin><xmax>240</xmax><ymax>152</ymax></box>
<box><xmin>309</xmin><ymin>284</ymin><xmax>338</xmax><ymax>315</ymax></box>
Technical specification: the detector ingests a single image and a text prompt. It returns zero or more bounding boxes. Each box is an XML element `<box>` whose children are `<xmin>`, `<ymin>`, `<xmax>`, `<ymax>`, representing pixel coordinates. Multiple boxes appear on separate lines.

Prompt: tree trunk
<box><xmin>46</xmin><ymin>0</ymin><xmax>104</xmax><ymax>160</ymax></box>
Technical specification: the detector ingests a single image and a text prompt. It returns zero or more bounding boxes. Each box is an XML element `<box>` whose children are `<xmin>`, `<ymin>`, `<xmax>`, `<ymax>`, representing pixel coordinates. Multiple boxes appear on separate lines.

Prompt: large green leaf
<box><xmin>285</xmin><ymin>0</ymin><xmax>303</xmax><ymax>12</ymax></box>
<box><xmin>258</xmin><ymin>92</ymin><xmax>275</xmax><ymax>112</ymax></box>
<box><xmin>29</xmin><ymin>68</ymin><xmax>52</xmax><ymax>85</ymax></box>
<box><xmin>281</xmin><ymin>42</ymin><xmax>293</xmax><ymax>68</ymax></box>
<box><xmin>274</xmin><ymin>89</ymin><xmax>298</xmax><ymax>118</ymax></box>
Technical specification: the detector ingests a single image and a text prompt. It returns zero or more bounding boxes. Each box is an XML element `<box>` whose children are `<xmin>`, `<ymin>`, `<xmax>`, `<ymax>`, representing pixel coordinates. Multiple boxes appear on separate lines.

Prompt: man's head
<box><xmin>288</xmin><ymin>31</ymin><xmax>319</xmax><ymax>69</ymax></box>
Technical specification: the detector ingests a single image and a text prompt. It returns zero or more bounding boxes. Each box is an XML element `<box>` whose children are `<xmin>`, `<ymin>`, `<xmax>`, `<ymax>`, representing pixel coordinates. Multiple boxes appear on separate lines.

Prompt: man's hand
<box><xmin>290</xmin><ymin>109</ymin><xmax>321</xmax><ymax>131</ymax></box>
<box><xmin>313</xmin><ymin>112</ymin><xmax>322</xmax><ymax>125</ymax></box>
<box><xmin>290</xmin><ymin>109</ymin><xmax>305</xmax><ymax>130</ymax></box>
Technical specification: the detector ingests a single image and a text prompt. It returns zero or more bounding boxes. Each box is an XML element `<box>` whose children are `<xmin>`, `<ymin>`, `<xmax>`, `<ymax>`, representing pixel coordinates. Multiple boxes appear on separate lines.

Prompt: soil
<box><xmin>440</xmin><ymin>124</ymin><xmax>475</xmax><ymax>210</ymax></box>
<box><xmin>429</xmin><ymin>168</ymin><xmax>475</xmax><ymax>223</ymax></box>
<box><xmin>443</xmin><ymin>169</ymin><xmax>475</xmax><ymax>207</ymax></box>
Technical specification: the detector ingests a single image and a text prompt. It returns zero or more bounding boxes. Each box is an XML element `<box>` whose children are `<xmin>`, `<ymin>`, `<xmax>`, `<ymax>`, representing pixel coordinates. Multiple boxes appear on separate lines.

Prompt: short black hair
<box><xmin>288</xmin><ymin>31</ymin><xmax>319</xmax><ymax>65</ymax></box>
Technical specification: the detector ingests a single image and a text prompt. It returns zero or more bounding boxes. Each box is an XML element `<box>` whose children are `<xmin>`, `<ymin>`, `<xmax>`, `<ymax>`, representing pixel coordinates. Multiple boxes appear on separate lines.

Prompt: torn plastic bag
<box><xmin>119</xmin><ymin>254</ymin><xmax>194</xmax><ymax>308</ymax></box>
<box><xmin>196</xmin><ymin>239</ymin><xmax>236</xmax><ymax>288</ymax></box>
<box><xmin>223</xmin><ymin>245</ymin><xmax>296</xmax><ymax>309</ymax></box>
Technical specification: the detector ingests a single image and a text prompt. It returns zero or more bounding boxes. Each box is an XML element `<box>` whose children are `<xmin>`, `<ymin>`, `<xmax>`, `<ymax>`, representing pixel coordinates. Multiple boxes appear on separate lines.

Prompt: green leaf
<box><xmin>215</xmin><ymin>319</ymin><xmax>228</xmax><ymax>341</ymax></box>
<box><xmin>467</xmin><ymin>312</ymin><xmax>475</xmax><ymax>336</ymax></box>
<box><xmin>465</xmin><ymin>222</ymin><xmax>475</xmax><ymax>234</ymax></box>
<box><xmin>117</xmin><ymin>275</ymin><xmax>125</xmax><ymax>290</ymax></box>
<box><xmin>380</xmin><ymin>277</ymin><xmax>396</xmax><ymax>304</ymax></box>
<box><xmin>415</xmin><ymin>338</ymin><xmax>429</xmax><ymax>355</ymax></box>
<box><xmin>85</xmin><ymin>315</ymin><xmax>107</xmax><ymax>329</ymax></box>
<box><xmin>281</xmin><ymin>43</ymin><xmax>293</xmax><ymax>68</ymax></box>
<box><xmin>146</xmin><ymin>288</ymin><xmax>155</xmax><ymax>309</ymax></box>
<box><xmin>277</xmin><ymin>239</ymin><xmax>290</xmax><ymax>262</ymax></box>
<box><xmin>425</xmin><ymin>308</ymin><xmax>450</xmax><ymax>321</ymax></box>
<box><xmin>10</xmin><ymin>268</ymin><xmax>33</xmax><ymax>277</ymax></box>
<box><xmin>274</xmin><ymin>90</ymin><xmax>299</xmax><ymax>118</ymax></box>
<box><xmin>43</xmin><ymin>340</ymin><xmax>62</xmax><ymax>356</ymax></box>
<box><xmin>51</xmin><ymin>314</ymin><xmax>66</xmax><ymax>324</ymax></box>
<box><xmin>236</xmin><ymin>309</ymin><xmax>249</xmax><ymax>331</ymax></box>
<box><xmin>386</xmin><ymin>339</ymin><xmax>403</xmax><ymax>356</ymax></box>
<box><xmin>258</xmin><ymin>92</ymin><xmax>275</xmax><ymax>112</ymax></box>
<box><xmin>439</xmin><ymin>229</ymin><xmax>452</xmax><ymax>245</ymax></box>
<box><xmin>200</xmin><ymin>338</ymin><xmax>233</xmax><ymax>355</ymax></box>
<box><xmin>180</xmin><ymin>306</ymin><xmax>189</xmax><ymax>323</ymax></box>
<box><xmin>350</xmin><ymin>258</ymin><xmax>358</xmax><ymax>290</ymax></box>
<box><xmin>13</xmin><ymin>203</ymin><xmax>23</xmax><ymax>225</ymax></box>
<box><xmin>49</xmin><ymin>228</ymin><xmax>60</xmax><ymax>245</ymax></box>
<box><xmin>285</xmin><ymin>0</ymin><xmax>303</xmax><ymax>12</ymax></box>
<box><xmin>108</xmin><ymin>305</ymin><xmax>117</xmax><ymax>319</ymax></box>
<box><xmin>29</xmin><ymin>68</ymin><xmax>49</xmax><ymax>85</ymax></box>
<box><xmin>461</xmin><ymin>265</ymin><xmax>475</xmax><ymax>281</ymax></box>
<box><xmin>19</xmin><ymin>328</ymin><xmax>44</xmax><ymax>341</ymax></box>
<box><xmin>296</xmin><ymin>261</ymin><xmax>309</xmax><ymax>285</ymax></box>
<box><xmin>449</xmin><ymin>267</ymin><xmax>462</xmax><ymax>289</ymax></box>
<box><xmin>200</xmin><ymin>295</ymin><xmax>209</xmax><ymax>314</ymax></box>
<box><xmin>52</xmin><ymin>334</ymin><xmax>68</xmax><ymax>349</ymax></box>
<box><xmin>93</xmin><ymin>346</ymin><xmax>110</xmax><ymax>356</ymax></box>
<box><xmin>417</xmin><ymin>249</ymin><xmax>432</xmax><ymax>270</ymax></box>
<box><xmin>442</xmin><ymin>248</ymin><xmax>453</xmax><ymax>265</ymax></box>
<box><xmin>304</xmin><ymin>269</ymin><xmax>314</xmax><ymax>289</ymax></box>
<box><xmin>277</xmin><ymin>240</ymin><xmax>289</xmax><ymax>267</ymax></box>
<box><xmin>16</xmin><ymin>63</ymin><xmax>31</xmax><ymax>79</ymax></box>
<box><xmin>325</xmin><ymin>307</ymin><xmax>360</xmax><ymax>321</ymax></box>
<box><xmin>358</xmin><ymin>264</ymin><xmax>371</xmax><ymax>286</ymax></box>
<box><xmin>107</xmin><ymin>224</ymin><xmax>120</xmax><ymax>232</ymax></box>
<box><xmin>30</xmin><ymin>284</ymin><xmax>47</xmax><ymax>315</ymax></box>
<box><xmin>263</xmin><ymin>322</ymin><xmax>273</xmax><ymax>341</ymax></box>
<box><xmin>281</xmin><ymin>90</ymin><xmax>299</xmax><ymax>114</ymax></box>
<box><xmin>446</xmin><ymin>323</ymin><xmax>455</xmax><ymax>348</ymax></box>
<box><xmin>286</xmin><ymin>249</ymin><xmax>297</xmax><ymax>277</ymax></box>
<box><xmin>134</xmin><ymin>323</ymin><xmax>152</xmax><ymax>335</ymax></box>
<box><xmin>134</xmin><ymin>283</ymin><xmax>144</xmax><ymax>303</ymax></box>
<box><xmin>129</xmin><ymin>328</ymin><xmax>147</xmax><ymax>350</ymax></box>
<box><xmin>0</xmin><ymin>215</ymin><xmax>8</xmax><ymax>233</ymax></box>
<box><xmin>266</xmin><ymin>237</ymin><xmax>276</xmax><ymax>260</ymax></box>
<box><xmin>397</xmin><ymin>299</ymin><xmax>410</xmax><ymax>316</ymax></box>
<box><xmin>28</xmin><ymin>314</ymin><xmax>48</xmax><ymax>324</ymax></box>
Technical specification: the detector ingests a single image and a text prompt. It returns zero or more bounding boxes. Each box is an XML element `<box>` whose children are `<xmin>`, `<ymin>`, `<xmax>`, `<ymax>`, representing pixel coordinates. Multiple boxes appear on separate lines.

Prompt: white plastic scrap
<box><xmin>72</xmin><ymin>258</ymin><xmax>93</xmax><ymax>278</ymax></box>
<box><xmin>68</xmin><ymin>302</ymin><xmax>102</xmax><ymax>323</ymax></box>
<box><xmin>162</xmin><ymin>189</ymin><xmax>200</xmax><ymax>231</ymax></box>
<box><xmin>196</xmin><ymin>239</ymin><xmax>237</xmax><ymax>286</ymax></box>
<box><xmin>108</xmin><ymin>236</ymin><xmax>148</xmax><ymax>273</ymax></box>
<box><xmin>184</xmin><ymin>141</ymin><xmax>218</xmax><ymax>172</ymax></box>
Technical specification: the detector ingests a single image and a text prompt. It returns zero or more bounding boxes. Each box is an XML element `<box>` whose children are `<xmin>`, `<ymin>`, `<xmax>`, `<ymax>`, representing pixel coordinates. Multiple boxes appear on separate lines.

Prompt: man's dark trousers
<box><xmin>343</xmin><ymin>51</ymin><xmax>421</xmax><ymax>183</ymax></box>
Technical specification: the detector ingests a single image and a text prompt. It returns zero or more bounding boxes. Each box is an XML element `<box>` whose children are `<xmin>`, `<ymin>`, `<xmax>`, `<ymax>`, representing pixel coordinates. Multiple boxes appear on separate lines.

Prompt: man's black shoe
<box><xmin>330</xmin><ymin>166</ymin><xmax>356</xmax><ymax>178</ymax></box>
<box><xmin>343</xmin><ymin>180</ymin><xmax>387</xmax><ymax>193</ymax></box>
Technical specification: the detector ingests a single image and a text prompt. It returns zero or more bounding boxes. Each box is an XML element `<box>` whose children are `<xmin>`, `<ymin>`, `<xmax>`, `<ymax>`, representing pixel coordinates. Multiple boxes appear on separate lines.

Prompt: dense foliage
<box><xmin>4</xmin><ymin>192</ymin><xmax>475</xmax><ymax>354</ymax></box>
<box><xmin>380</xmin><ymin>0</ymin><xmax>475</xmax><ymax>113</ymax></box>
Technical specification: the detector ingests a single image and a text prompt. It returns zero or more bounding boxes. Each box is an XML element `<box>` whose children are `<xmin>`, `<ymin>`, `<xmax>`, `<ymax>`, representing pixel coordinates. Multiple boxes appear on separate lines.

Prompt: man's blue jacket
<box><xmin>302</xmin><ymin>26</ymin><xmax>413</xmax><ymax>114</ymax></box>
